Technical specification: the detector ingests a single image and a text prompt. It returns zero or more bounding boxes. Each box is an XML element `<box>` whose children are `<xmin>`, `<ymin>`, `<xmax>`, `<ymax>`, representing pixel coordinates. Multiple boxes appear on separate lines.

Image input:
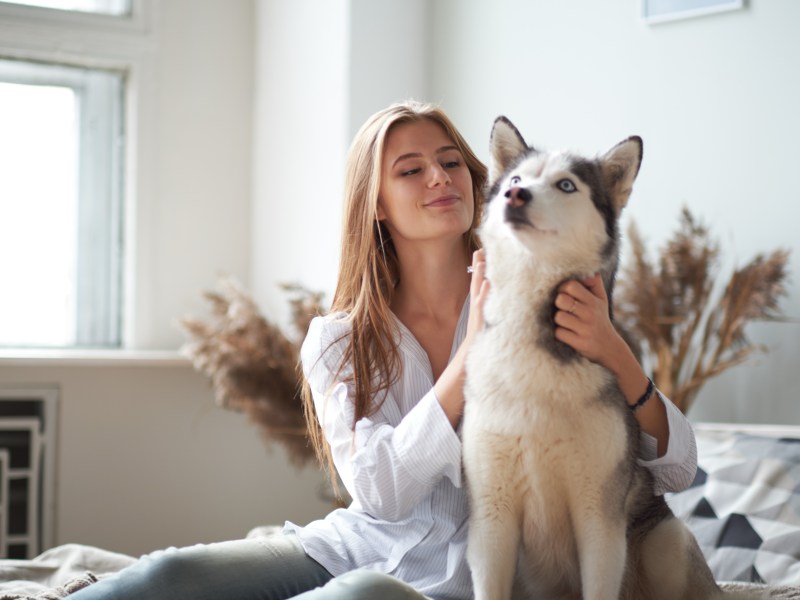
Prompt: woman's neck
<box><xmin>390</xmin><ymin>239</ymin><xmax>471</xmax><ymax>321</ymax></box>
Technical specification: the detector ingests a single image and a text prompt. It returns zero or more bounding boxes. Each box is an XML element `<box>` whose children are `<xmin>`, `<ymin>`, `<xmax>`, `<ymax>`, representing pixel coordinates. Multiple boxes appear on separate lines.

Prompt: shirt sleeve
<box><xmin>301</xmin><ymin>315</ymin><xmax>463</xmax><ymax>522</ymax></box>
<box><xmin>637</xmin><ymin>389</ymin><xmax>698</xmax><ymax>495</ymax></box>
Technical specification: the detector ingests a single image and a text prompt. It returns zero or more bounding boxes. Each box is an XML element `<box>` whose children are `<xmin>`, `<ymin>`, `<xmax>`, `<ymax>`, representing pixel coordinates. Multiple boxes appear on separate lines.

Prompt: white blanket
<box><xmin>0</xmin><ymin>544</ymin><xmax>135</xmax><ymax>599</ymax></box>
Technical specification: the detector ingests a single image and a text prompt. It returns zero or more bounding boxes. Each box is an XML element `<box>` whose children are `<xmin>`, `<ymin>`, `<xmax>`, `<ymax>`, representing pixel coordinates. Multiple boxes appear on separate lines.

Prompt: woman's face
<box><xmin>378</xmin><ymin>119</ymin><xmax>474</xmax><ymax>247</ymax></box>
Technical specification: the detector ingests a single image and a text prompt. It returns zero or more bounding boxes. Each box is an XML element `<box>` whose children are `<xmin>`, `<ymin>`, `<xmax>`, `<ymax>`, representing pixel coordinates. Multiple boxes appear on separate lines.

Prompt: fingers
<box><xmin>554</xmin><ymin>274</ymin><xmax>616</xmax><ymax>364</ymax></box>
<box><xmin>555</xmin><ymin>274</ymin><xmax>608</xmax><ymax>319</ymax></box>
<box><xmin>469</xmin><ymin>250</ymin><xmax>489</xmax><ymax>310</ymax></box>
<box><xmin>465</xmin><ymin>250</ymin><xmax>489</xmax><ymax>339</ymax></box>
<box><xmin>558</xmin><ymin>274</ymin><xmax>601</xmax><ymax>303</ymax></box>
<box><xmin>555</xmin><ymin>292</ymin><xmax>581</xmax><ymax>317</ymax></box>
<box><xmin>469</xmin><ymin>249</ymin><xmax>487</xmax><ymax>296</ymax></box>
<box><xmin>580</xmin><ymin>272</ymin><xmax>607</xmax><ymax>301</ymax></box>
<box><xmin>554</xmin><ymin>276</ymin><xmax>597</xmax><ymax>341</ymax></box>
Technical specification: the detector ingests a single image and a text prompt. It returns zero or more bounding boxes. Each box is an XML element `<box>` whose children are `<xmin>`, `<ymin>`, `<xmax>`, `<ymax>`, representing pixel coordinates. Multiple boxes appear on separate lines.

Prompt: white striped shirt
<box><xmin>284</xmin><ymin>298</ymin><xmax>697</xmax><ymax>599</ymax></box>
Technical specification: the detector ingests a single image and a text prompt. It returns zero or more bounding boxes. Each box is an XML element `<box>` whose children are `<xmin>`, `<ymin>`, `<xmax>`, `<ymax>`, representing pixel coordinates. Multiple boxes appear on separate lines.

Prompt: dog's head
<box><xmin>480</xmin><ymin>116</ymin><xmax>642</xmax><ymax>283</ymax></box>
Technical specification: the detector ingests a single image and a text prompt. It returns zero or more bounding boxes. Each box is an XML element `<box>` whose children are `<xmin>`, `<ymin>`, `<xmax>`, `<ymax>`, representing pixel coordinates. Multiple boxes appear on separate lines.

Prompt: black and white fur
<box><xmin>462</xmin><ymin>117</ymin><xmax>743</xmax><ymax>600</ymax></box>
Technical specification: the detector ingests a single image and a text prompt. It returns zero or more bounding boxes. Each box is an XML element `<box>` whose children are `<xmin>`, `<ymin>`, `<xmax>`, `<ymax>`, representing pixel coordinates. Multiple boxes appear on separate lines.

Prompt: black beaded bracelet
<box><xmin>630</xmin><ymin>378</ymin><xmax>655</xmax><ymax>412</ymax></box>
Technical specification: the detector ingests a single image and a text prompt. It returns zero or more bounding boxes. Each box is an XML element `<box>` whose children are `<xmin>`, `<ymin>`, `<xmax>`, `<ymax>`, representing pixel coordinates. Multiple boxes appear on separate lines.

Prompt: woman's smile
<box><xmin>425</xmin><ymin>194</ymin><xmax>461</xmax><ymax>208</ymax></box>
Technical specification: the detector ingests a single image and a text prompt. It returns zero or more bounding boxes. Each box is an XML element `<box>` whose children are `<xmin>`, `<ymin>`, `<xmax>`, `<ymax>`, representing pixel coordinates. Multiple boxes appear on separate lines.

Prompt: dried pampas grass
<box><xmin>180</xmin><ymin>278</ymin><xmax>325</xmax><ymax>467</ymax></box>
<box><xmin>616</xmin><ymin>207</ymin><xmax>791</xmax><ymax>415</ymax></box>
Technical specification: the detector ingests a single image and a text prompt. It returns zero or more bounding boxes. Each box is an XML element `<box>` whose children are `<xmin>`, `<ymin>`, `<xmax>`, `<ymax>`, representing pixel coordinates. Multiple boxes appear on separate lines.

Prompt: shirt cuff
<box><xmin>393</xmin><ymin>388</ymin><xmax>463</xmax><ymax>488</ymax></box>
<box><xmin>637</xmin><ymin>391</ymin><xmax>698</xmax><ymax>494</ymax></box>
<box><xmin>637</xmin><ymin>392</ymin><xmax>688</xmax><ymax>466</ymax></box>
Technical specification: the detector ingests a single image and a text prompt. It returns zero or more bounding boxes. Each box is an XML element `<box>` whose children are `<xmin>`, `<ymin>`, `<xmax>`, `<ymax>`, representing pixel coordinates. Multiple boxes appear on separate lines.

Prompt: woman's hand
<box><xmin>465</xmin><ymin>249</ymin><xmax>490</xmax><ymax>343</ymax></box>
<box><xmin>553</xmin><ymin>273</ymin><xmax>618</xmax><ymax>368</ymax></box>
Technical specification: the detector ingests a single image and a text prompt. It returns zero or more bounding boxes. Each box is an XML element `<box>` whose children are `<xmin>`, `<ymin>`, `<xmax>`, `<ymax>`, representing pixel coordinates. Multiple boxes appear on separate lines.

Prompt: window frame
<box><xmin>0</xmin><ymin>59</ymin><xmax>124</xmax><ymax>347</ymax></box>
<box><xmin>0</xmin><ymin>0</ymin><xmax>155</xmax><ymax>349</ymax></box>
<box><xmin>0</xmin><ymin>0</ymin><xmax>149</xmax><ymax>33</ymax></box>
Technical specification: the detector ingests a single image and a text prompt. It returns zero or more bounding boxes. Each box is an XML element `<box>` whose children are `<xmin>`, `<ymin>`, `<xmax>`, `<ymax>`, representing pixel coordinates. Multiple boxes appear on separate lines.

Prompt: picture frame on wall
<box><xmin>642</xmin><ymin>0</ymin><xmax>745</xmax><ymax>24</ymax></box>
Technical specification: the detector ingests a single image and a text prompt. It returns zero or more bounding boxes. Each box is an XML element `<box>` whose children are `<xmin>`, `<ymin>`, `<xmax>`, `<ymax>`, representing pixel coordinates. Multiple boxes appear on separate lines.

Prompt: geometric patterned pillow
<box><xmin>666</xmin><ymin>430</ymin><xmax>800</xmax><ymax>585</ymax></box>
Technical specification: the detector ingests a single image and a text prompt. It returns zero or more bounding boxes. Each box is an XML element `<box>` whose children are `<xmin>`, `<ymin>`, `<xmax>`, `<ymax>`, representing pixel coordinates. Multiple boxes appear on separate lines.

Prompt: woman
<box><xmin>69</xmin><ymin>101</ymin><xmax>696</xmax><ymax>600</ymax></box>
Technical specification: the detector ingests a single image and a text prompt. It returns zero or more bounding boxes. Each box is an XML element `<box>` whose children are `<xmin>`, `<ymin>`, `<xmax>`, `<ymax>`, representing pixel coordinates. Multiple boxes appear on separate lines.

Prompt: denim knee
<box><xmin>300</xmin><ymin>569</ymin><xmax>424</xmax><ymax>600</ymax></box>
<box><xmin>135</xmin><ymin>546</ymin><xmax>210</xmax><ymax>589</ymax></box>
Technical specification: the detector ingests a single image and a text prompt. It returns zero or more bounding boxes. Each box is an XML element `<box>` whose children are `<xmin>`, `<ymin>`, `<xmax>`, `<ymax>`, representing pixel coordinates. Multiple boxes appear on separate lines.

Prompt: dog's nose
<box><xmin>505</xmin><ymin>186</ymin><xmax>532</xmax><ymax>208</ymax></box>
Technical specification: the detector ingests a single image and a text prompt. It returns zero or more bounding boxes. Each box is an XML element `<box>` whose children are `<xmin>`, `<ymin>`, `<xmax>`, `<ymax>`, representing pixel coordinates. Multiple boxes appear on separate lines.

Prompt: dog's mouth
<box><xmin>504</xmin><ymin>204</ymin><xmax>534</xmax><ymax>228</ymax></box>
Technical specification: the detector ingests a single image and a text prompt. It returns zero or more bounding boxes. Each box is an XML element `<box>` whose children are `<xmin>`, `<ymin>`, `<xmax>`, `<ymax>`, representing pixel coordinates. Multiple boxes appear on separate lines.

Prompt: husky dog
<box><xmin>462</xmin><ymin>117</ymin><xmax>734</xmax><ymax>600</ymax></box>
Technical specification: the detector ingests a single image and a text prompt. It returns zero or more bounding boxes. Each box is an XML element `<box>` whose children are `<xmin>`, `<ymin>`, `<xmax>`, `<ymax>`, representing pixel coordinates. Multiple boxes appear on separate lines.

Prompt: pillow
<box><xmin>667</xmin><ymin>430</ymin><xmax>800</xmax><ymax>585</ymax></box>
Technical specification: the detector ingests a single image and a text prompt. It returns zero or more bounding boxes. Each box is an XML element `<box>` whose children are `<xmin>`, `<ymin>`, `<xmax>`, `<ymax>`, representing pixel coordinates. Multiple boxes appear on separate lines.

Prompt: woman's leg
<box><xmin>68</xmin><ymin>534</ymin><xmax>332</xmax><ymax>600</ymax></box>
<box><xmin>292</xmin><ymin>569</ymin><xmax>427</xmax><ymax>600</ymax></box>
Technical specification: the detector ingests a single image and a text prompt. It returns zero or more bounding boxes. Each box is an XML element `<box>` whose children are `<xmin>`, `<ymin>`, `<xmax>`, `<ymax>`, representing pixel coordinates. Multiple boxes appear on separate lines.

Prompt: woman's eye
<box><xmin>556</xmin><ymin>178</ymin><xmax>577</xmax><ymax>193</ymax></box>
<box><xmin>443</xmin><ymin>160</ymin><xmax>461</xmax><ymax>169</ymax></box>
<box><xmin>510</xmin><ymin>175</ymin><xmax>521</xmax><ymax>186</ymax></box>
<box><xmin>401</xmin><ymin>168</ymin><xmax>421</xmax><ymax>176</ymax></box>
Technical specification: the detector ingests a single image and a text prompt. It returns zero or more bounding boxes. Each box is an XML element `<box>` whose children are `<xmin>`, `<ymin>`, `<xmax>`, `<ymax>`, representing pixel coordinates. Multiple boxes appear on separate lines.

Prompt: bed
<box><xmin>667</xmin><ymin>423</ymin><xmax>800</xmax><ymax>597</ymax></box>
<box><xmin>2</xmin><ymin>424</ymin><xmax>800</xmax><ymax>598</ymax></box>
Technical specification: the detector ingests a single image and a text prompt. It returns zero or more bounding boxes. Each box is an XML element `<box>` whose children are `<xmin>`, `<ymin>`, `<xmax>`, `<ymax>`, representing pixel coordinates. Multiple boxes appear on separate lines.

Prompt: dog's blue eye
<box><xmin>556</xmin><ymin>179</ymin><xmax>577</xmax><ymax>193</ymax></box>
<box><xmin>510</xmin><ymin>175</ymin><xmax>521</xmax><ymax>186</ymax></box>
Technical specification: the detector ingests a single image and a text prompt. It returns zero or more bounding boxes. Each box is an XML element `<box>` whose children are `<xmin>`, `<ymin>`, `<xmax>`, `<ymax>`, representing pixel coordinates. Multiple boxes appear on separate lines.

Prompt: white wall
<box><xmin>250</xmin><ymin>0</ymin><xmax>348</xmax><ymax>332</ymax></box>
<box><xmin>132</xmin><ymin>0</ymin><xmax>254</xmax><ymax>349</ymax></box>
<box><xmin>422</xmin><ymin>0</ymin><xmax>800</xmax><ymax>424</ymax></box>
<box><xmin>347</xmin><ymin>0</ymin><xmax>431</xmax><ymax>140</ymax></box>
<box><xmin>0</xmin><ymin>364</ymin><xmax>331</xmax><ymax>557</ymax></box>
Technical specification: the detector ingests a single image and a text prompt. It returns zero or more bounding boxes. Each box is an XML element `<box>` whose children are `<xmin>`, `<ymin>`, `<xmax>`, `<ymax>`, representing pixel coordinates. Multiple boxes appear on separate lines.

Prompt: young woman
<box><xmin>69</xmin><ymin>101</ymin><xmax>696</xmax><ymax>600</ymax></box>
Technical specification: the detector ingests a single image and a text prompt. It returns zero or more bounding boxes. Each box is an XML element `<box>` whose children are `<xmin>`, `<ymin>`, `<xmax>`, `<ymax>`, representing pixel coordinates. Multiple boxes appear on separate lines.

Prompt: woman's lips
<box><xmin>425</xmin><ymin>194</ymin><xmax>459</xmax><ymax>207</ymax></box>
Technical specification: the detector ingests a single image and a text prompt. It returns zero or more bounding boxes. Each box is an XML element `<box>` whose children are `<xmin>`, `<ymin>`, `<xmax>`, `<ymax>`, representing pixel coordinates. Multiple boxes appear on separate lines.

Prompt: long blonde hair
<box><xmin>302</xmin><ymin>100</ymin><xmax>487</xmax><ymax>483</ymax></box>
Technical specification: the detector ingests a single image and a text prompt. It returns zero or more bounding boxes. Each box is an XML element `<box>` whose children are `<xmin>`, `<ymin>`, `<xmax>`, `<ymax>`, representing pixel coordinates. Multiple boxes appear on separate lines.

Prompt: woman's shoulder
<box><xmin>303</xmin><ymin>311</ymin><xmax>352</xmax><ymax>349</ymax></box>
<box><xmin>300</xmin><ymin>311</ymin><xmax>353</xmax><ymax>379</ymax></box>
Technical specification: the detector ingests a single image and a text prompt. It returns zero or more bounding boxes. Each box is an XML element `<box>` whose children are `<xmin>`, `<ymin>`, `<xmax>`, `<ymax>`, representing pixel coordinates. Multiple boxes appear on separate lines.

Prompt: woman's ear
<box><xmin>376</xmin><ymin>201</ymin><xmax>386</xmax><ymax>221</ymax></box>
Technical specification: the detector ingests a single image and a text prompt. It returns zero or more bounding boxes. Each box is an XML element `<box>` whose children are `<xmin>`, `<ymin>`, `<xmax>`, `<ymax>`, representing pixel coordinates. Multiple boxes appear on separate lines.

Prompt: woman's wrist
<box><xmin>602</xmin><ymin>331</ymin><xmax>649</xmax><ymax>406</ymax></box>
<box><xmin>434</xmin><ymin>345</ymin><xmax>468</xmax><ymax>428</ymax></box>
<box><xmin>628</xmin><ymin>377</ymin><xmax>655</xmax><ymax>411</ymax></box>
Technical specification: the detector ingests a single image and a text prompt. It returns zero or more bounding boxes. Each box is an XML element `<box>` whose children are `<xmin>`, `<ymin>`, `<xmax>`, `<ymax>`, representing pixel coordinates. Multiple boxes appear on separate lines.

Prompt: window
<box><xmin>0</xmin><ymin>59</ymin><xmax>124</xmax><ymax>348</ymax></box>
<box><xmin>0</xmin><ymin>0</ymin><xmax>148</xmax><ymax>349</ymax></box>
<box><xmin>2</xmin><ymin>0</ymin><xmax>130</xmax><ymax>16</ymax></box>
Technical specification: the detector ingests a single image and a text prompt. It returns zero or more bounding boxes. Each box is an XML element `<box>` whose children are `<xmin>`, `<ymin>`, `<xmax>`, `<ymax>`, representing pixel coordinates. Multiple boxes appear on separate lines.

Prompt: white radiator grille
<box><xmin>0</xmin><ymin>387</ymin><xmax>57</xmax><ymax>558</ymax></box>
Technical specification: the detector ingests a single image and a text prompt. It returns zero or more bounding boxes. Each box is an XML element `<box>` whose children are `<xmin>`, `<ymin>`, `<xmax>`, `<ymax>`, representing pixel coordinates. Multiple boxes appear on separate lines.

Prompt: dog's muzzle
<box><xmin>503</xmin><ymin>186</ymin><xmax>533</xmax><ymax>226</ymax></box>
<box><xmin>505</xmin><ymin>186</ymin><xmax>532</xmax><ymax>207</ymax></box>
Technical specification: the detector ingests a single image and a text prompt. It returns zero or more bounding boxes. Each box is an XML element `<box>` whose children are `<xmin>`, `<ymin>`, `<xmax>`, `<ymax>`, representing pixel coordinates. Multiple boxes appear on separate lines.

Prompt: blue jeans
<box><xmin>67</xmin><ymin>534</ymin><xmax>425</xmax><ymax>600</ymax></box>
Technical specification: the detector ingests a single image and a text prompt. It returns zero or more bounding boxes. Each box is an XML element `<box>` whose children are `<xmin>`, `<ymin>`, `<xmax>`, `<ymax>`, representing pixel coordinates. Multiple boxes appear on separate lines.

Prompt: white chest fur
<box><xmin>462</xmin><ymin>278</ymin><xmax>631</xmax><ymax>599</ymax></box>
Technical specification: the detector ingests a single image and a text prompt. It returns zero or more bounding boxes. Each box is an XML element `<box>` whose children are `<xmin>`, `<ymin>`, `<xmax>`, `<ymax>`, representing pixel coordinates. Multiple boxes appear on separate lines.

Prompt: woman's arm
<box><xmin>553</xmin><ymin>274</ymin><xmax>670</xmax><ymax>454</ymax></box>
<box><xmin>552</xmin><ymin>274</ymin><xmax>697</xmax><ymax>493</ymax></box>
<box><xmin>302</xmin><ymin>316</ymin><xmax>463</xmax><ymax>522</ymax></box>
<box><xmin>434</xmin><ymin>250</ymin><xmax>490</xmax><ymax>428</ymax></box>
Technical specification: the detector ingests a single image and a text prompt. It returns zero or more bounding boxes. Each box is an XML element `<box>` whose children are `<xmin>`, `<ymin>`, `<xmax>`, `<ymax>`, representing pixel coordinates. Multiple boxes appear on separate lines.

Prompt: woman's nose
<box><xmin>428</xmin><ymin>164</ymin><xmax>451</xmax><ymax>186</ymax></box>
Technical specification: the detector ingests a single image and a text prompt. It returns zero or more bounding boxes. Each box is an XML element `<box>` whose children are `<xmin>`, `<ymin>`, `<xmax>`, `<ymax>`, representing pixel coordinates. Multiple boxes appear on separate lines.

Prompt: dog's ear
<box><xmin>601</xmin><ymin>136</ymin><xmax>643</xmax><ymax>212</ymax></box>
<box><xmin>489</xmin><ymin>116</ymin><xmax>529</xmax><ymax>186</ymax></box>
<box><xmin>600</xmin><ymin>136</ymin><xmax>642</xmax><ymax>214</ymax></box>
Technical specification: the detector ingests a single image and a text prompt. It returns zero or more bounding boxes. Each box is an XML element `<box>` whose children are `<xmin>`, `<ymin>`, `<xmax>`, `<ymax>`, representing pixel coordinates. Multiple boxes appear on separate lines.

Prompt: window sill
<box><xmin>0</xmin><ymin>348</ymin><xmax>190</xmax><ymax>367</ymax></box>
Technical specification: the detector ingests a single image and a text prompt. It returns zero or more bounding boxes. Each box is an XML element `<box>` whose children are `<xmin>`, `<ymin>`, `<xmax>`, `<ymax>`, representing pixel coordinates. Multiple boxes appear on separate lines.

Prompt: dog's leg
<box><xmin>468</xmin><ymin>490</ymin><xmax>521</xmax><ymax>600</ymax></box>
<box><xmin>466</xmin><ymin>439</ymin><xmax>522</xmax><ymax>600</ymax></box>
<box><xmin>573</xmin><ymin>510</ymin><xmax>627</xmax><ymax>600</ymax></box>
<box><xmin>639</xmin><ymin>517</ymin><xmax>722</xmax><ymax>600</ymax></box>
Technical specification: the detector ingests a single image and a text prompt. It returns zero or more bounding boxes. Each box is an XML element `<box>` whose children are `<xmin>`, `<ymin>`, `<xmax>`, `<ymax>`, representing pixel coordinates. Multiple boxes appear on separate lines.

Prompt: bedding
<box><xmin>667</xmin><ymin>426</ymin><xmax>800</xmax><ymax>587</ymax></box>
<box><xmin>0</xmin><ymin>544</ymin><xmax>135</xmax><ymax>599</ymax></box>
<box><xmin>2</xmin><ymin>426</ymin><xmax>800</xmax><ymax>598</ymax></box>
